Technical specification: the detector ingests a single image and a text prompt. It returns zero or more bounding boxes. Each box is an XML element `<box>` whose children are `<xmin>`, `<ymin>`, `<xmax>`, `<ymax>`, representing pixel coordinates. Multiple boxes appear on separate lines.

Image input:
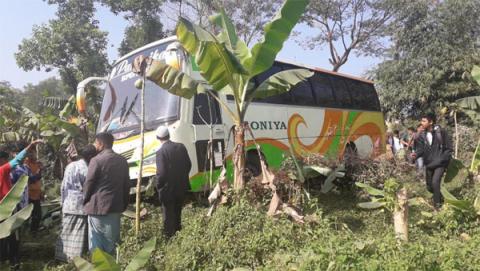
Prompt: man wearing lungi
<box><xmin>83</xmin><ymin>133</ymin><xmax>130</xmax><ymax>255</ymax></box>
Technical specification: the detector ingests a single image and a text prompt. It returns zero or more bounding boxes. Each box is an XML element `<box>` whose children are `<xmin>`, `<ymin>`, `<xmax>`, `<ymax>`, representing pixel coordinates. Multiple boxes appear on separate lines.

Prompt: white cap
<box><xmin>156</xmin><ymin>126</ymin><xmax>169</xmax><ymax>139</ymax></box>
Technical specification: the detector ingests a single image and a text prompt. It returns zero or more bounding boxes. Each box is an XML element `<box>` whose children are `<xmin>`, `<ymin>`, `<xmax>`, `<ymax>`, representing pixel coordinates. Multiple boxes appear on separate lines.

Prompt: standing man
<box><xmin>412</xmin><ymin>124</ymin><xmax>425</xmax><ymax>172</ymax></box>
<box><xmin>155</xmin><ymin>126</ymin><xmax>192</xmax><ymax>238</ymax></box>
<box><xmin>83</xmin><ymin>133</ymin><xmax>130</xmax><ymax>255</ymax></box>
<box><xmin>412</xmin><ymin>113</ymin><xmax>452</xmax><ymax>209</ymax></box>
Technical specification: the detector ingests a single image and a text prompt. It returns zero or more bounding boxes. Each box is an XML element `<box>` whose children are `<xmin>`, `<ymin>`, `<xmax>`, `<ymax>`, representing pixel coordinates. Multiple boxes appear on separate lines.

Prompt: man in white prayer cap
<box><xmin>155</xmin><ymin>126</ymin><xmax>192</xmax><ymax>238</ymax></box>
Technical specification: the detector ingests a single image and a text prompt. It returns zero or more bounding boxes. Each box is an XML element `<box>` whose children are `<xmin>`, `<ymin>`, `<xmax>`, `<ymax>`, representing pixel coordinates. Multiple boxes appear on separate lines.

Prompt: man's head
<box><xmin>0</xmin><ymin>150</ymin><xmax>9</xmax><ymax>166</ymax></box>
<box><xmin>79</xmin><ymin>144</ymin><xmax>98</xmax><ymax>164</ymax></box>
<box><xmin>156</xmin><ymin>126</ymin><xmax>170</xmax><ymax>142</ymax></box>
<box><xmin>94</xmin><ymin>132</ymin><xmax>114</xmax><ymax>152</ymax></box>
<box><xmin>393</xmin><ymin>129</ymin><xmax>400</xmax><ymax>137</ymax></box>
<box><xmin>407</xmin><ymin>127</ymin><xmax>414</xmax><ymax>134</ymax></box>
<box><xmin>420</xmin><ymin>113</ymin><xmax>436</xmax><ymax>131</ymax></box>
<box><xmin>416</xmin><ymin>123</ymin><xmax>424</xmax><ymax>132</ymax></box>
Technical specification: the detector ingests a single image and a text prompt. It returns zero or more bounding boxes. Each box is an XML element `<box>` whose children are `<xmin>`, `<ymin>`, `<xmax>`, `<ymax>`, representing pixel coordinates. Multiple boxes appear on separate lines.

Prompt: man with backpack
<box><xmin>411</xmin><ymin>113</ymin><xmax>453</xmax><ymax>209</ymax></box>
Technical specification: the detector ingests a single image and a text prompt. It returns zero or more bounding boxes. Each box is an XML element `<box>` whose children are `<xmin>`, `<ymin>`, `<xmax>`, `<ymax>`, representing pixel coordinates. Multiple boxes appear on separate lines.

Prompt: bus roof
<box><xmin>276</xmin><ymin>59</ymin><xmax>374</xmax><ymax>85</ymax></box>
<box><xmin>113</xmin><ymin>36</ymin><xmax>374</xmax><ymax>85</ymax></box>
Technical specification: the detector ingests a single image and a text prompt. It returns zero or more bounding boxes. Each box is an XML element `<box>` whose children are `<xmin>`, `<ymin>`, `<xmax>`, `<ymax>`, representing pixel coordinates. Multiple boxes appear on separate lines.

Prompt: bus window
<box><xmin>310</xmin><ymin>73</ymin><xmax>336</xmax><ymax>107</ymax></box>
<box><xmin>361</xmin><ymin>83</ymin><xmax>381</xmax><ymax>111</ymax></box>
<box><xmin>345</xmin><ymin>79</ymin><xmax>369</xmax><ymax>110</ymax></box>
<box><xmin>329</xmin><ymin>76</ymin><xmax>353</xmax><ymax>108</ymax></box>
<box><xmin>289</xmin><ymin>80</ymin><xmax>316</xmax><ymax>106</ymax></box>
<box><xmin>193</xmin><ymin>93</ymin><xmax>222</xmax><ymax>124</ymax></box>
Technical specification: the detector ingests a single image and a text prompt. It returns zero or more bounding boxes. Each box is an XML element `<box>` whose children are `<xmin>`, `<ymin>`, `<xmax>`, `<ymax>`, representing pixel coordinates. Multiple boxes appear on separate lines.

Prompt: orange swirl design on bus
<box><xmin>287</xmin><ymin>110</ymin><xmax>385</xmax><ymax>157</ymax></box>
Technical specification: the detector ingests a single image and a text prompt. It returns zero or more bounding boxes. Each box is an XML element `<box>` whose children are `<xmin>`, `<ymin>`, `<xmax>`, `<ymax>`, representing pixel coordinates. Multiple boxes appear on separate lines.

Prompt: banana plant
<box><xmin>0</xmin><ymin>175</ymin><xmax>34</xmax><ymax>239</ymax></box>
<box><xmin>456</xmin><ymin>65</ymin><xmax>480</xmax><ymax>173</ymax></box>
<box><xmin>133</xmin><ymin>0</ymin><xmax>312</xmax><ymax>191</ymax></box>
<box><xmin>356</xmin><ymin>178</ymin><xmax>409</xmax><ymax>241</ymax></box>
<box><xmin>74</xmin><ymin>237</ymin><xmax>156</xmax><ymax>271</ymax></box>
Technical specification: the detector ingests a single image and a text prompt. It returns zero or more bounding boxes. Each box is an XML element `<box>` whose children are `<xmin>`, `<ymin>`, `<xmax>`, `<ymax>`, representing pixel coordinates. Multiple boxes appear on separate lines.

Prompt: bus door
<box><xmin>192</xmin><ymin>93</ymin><xmax>225</xmax><ymax>174</ymax></box>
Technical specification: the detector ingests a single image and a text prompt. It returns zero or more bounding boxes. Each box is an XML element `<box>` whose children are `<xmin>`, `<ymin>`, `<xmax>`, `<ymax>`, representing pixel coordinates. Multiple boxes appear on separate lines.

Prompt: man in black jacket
<box><xmin>412</xmin><ymin>113</ymin><xmax>453</xmax><ymax>209</ymax></box>
<box><xmin>155</xmin><ymin>126</ymin><xmax>192</xmax><ymax>238</ymax></box>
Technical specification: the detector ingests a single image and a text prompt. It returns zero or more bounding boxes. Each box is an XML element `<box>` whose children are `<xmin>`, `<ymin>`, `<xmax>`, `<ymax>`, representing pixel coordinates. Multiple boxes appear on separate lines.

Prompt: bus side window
<box><xmin>289</xmin><ymin>80</ymin><xmax>316</xmax><ymax>106</ymax></box>
<box><xmin>310</xmin><ymin>73</ymin><xmax>336</xmax><ymax>107</ymax></box>
<box><xmin>345</xmin><ymin>79</ymin><xmax>369</xmax><ymax>110</ymax></box>
<box><xmin>329</xmin><ymin>76</ymin><xmax>353</xmax><ymax>108</ymax></box>
<box><xmin>193</xmin><ymin>93</ymin><xmax>222</xmax><ymax>124</ymax></box>
<box><xmin>278</xmin><ymin>64</ymin><xmax>316</xmax><ymax>106</ymax></box>
<box><xmin>361</xmin><ymin>83</ymin><xmax>381</xmax><ymax>111</ymax></box>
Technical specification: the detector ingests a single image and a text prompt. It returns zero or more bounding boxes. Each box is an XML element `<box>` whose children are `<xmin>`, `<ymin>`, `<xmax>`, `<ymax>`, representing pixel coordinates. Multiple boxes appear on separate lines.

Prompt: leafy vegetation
<box><xmin>0</xmin><ymin>175</ymin><xmax>33</xmax><ymax>239</ymax></box>
<box><xmin>73</xmin><ymin>237</ymin><xmax>156</xmax><ymax>271</ymax></box>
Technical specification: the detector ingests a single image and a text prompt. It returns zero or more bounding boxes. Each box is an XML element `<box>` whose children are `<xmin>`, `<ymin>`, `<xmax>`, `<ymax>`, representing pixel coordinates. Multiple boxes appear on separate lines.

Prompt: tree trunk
<box><xmin>393</xmin><ymin>188</ymin><xmax>408</xmax><ymax>242</ymax></box>
<box><xmin>233</xmin><ymin>123</ymin><xmax>246</xmax><ymax>191</ymax></box>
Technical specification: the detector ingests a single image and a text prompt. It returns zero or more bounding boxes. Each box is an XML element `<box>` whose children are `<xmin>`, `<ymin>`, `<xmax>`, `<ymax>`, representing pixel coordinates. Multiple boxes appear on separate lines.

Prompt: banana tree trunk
<box><xmin>233</xmin><ymin>123</ymin><xmax>246</xmax><ymax>191</ymax></box>
<box><xmin>393</xmin><ymin>188</ymin><xmax>408</xmax><ymax>242</ymax></box>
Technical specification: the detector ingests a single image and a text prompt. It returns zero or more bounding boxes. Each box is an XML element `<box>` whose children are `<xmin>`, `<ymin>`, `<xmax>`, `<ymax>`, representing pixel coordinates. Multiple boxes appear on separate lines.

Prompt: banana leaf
<box><xmin>195</xmin><ymin>41</ymin><xmax>245</xmax><ymax>90</ymax></box>
<box><xmin>91</xmin><ymin>248</ymin><xmax>121</xmax><ymax>271</ymax></box>
<box><xmin>145</xmin><ymin>59</ymin><xmax>207</xmax><ymax>99</ymax></box>
<box><xmin>303</xmin><ymin>165</ymin><xmax>333</xmax><ymax>178</ymax></box>
<box><xmin>321</xmin><ymin>165</ymin><xmax>346</xmax><ymax>194</ymax></box>
<box><xmin>73</xmin><ymin>256</ymin><xmax>94</xmax><ymax>271</ymax></box>
<box><xmin>209</xmin><ymin>9</ymin><xmax>251</xmax><ymax>66</ymax></box>
<box><xmin>441</xmin><ymin>186</ymin><xmax>474</xmax><ymax>212</ymax></box>
<box><xmin>473</xmin><ymin>196</ymin><xmax>480</xmax><ymax>215</ymax></box>
<box><xmin>472</xmin><ymin>65</ymin><xmax>480</xmax><ymax>85</ymax></box>
<box><xmin>245</xmin><ymin>0</ymin><xmax>309</xmax><ymax>76</ymax></box>
<box><xmin>125</xmin><ymin>237</ymin><xmax>157</xmax><ymax>271</ymax></box>
<box><xmin>0</xmin><ymin>204</ymin><xmax>34</xmax><ymax>239</ymax></box>
<box><xmin>246</xmin><ymin>69</ymin><xmax>314</xmax><ymax>103</ymax></box>
<box><xmin>456</xmin><ymin>96</ymin><xmax>480</xmax><ymax>111</ymax></box>
<box><xmin>358</xmin><ymin>202</ymin><xmax>386</xmax><ymax>209</ymax></box>
<box><xmin>355</xmin><ymin>182</ymin><xmax>385</xmax><ymax>197</ymax></box>
<box><xmin>176</xmin><ymin>17</ymin><xmax>216</xmax><ymax>54</ymax></box>
<box><xmin>443</xmin><ymin>158</ymin><xmax>464</xmax><ymax>183</ymax></box>
<box><xmin>0</xmin><ymin>175</ymin><xmax>28</xmax><ymax>221</ymax></box>
<box><xmin>176</xmin><ymin>19</ymin><xmax>245</xmax><ymax>91</ymax></box>
<box><xmin>59</xmin><ymin>95</ymin><xmax>76</xmax><ymax>119</ymax></box>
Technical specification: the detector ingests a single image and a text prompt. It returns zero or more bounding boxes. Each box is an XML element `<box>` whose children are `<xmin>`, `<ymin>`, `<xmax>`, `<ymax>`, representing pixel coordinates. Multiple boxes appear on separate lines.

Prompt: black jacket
<box><xmin>156</xmin><ymin>141</ymin><xmax>192</xmax><ymax>203</ymax></box>
<box><xmin>83</xmin><ymin>149</ymin><xmax>130</xmax><ymax>215</ymax></box>
<box><xmin>415</xmin><ymin>125</ymin><xmax>453</xmax><ymax>169</ymax></box>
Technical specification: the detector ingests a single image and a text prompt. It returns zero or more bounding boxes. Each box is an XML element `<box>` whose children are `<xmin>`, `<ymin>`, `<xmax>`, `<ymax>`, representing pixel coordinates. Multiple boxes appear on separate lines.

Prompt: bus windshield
<box><xmin>98</xmin><ymin>41</ymin><xmax>180</xmax><ymax>138</ymax></box>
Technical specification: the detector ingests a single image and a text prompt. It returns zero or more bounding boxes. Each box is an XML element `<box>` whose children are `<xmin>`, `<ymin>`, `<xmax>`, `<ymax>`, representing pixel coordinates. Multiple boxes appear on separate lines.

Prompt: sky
<box><xmin>0</xmin><ymin>1</ymin><xmax>381</xmax><ymax>90</ymax></box>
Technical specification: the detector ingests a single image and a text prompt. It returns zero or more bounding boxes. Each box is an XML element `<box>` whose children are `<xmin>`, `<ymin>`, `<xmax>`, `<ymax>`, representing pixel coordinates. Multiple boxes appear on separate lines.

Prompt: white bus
<box><xmin>77</xmin><ymin>36</ymin><xmax>386</xmax><ymax>192</ymax></box>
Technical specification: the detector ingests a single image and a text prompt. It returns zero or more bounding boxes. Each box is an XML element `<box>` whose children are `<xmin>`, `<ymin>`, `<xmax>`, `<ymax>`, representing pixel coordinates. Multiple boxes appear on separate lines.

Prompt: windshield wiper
<box><xmin>120</xmin><ymin>93</ymin><xmax>140</xmax><ymax>125</ymax></box>
<box><xmin>102</xmin><ymin>96</ymin><xmax>128</xmax><ymax>132</ymax></box>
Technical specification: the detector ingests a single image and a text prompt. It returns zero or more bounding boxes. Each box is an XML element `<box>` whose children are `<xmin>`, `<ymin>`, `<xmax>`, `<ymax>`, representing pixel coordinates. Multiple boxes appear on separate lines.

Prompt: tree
<box><xmin>101</xmin><ymin>0</ymin><xmax>167</xmax><ymax>55</ymax></box>
<box><xmin>301</xmin><ymin>0</ymin><xmax>403</xmax><ymax>71</ymax></box>
<box><xmin>22</xmin><ymin>77</ymin><xmax>69</xmax><ymax>114</ymax></box>
<box><xmin>374</xmin><ymin>0</ymin><xmax>480</xmax><ymax>119</ymax></box>
<box><xmin>134</xmin><ymin>0</ymin><xmax>312</xmax><ymax>191</ymax></box>
<box><xmin>164</xmin><ymin>0</ymin><xmax>279</xmax><ymax>45</ymax></box>
<box><xmin>15</xmin><ymin>0</ymin><xmax>109</xmax><ymax>93</ymax></box>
